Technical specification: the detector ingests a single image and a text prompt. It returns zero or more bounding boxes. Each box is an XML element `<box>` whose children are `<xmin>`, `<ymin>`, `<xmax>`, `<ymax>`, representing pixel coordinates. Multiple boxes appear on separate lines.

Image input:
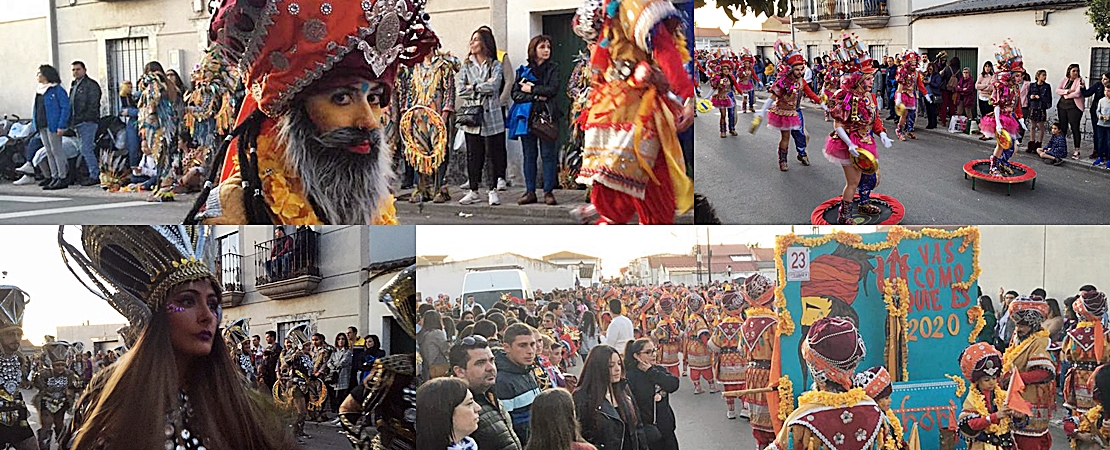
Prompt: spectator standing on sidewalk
<box><xmin>955</xmin><ymin>67</ymin><xmax>976</xmax><ymax>119</ymax></box>
<box><xmin>1094</xmin><ymin>85</ymin><xmax>1110</xmax><ymax>167</ymax></box>
<box><xmin>526</xmin><ymin>388</ymin><xmax>596</xmax><ymax>450</ymax></box>
<box><xmin>512</xmin><ymin>35</ymin><xmax>561</xmax><ymax>206</ymax></box>
<box><xmin>1081</xmin><ymin>72</ymin><xmax>1109</xmax><ymax>160</ymax></box>
<box><xmin>1018</xmin><ymin>71</ymin><xmax>1031</xmax><ymax>143</ymax></box>
<box><xmin>457</xmin><ymin>27</ymin><xmax>507</xmax><ymax>207</ymax></box>
<box><xmin>416</xmin><ymin>377</ymin><xmax>482</xmax><ymax>450</ymax></box>
<box><xmin>925</xmin><ymin>63</ymin><xmax>942</xmax><ymax>129</ymax></box>
<box><xmin>69</xmin><ymin>61</ymin><xmax>101</xmax><ymax>186</ymax></box>
<box><xmin>452</xmin><ymin>335</ymin><xmax>523</xmax><ymax>450</ymax></box>
<box><xmin>1027</xmin><ymin>69</ymin><xmax>1052</xmax><ymax>153</ymax></box>
<box><xmin>118</xmin><ymin>81</ymin><xmax>141</xmax><ymax>167</ymax></box>
<box><xmin>940</xmin><ymin>56</ymin><xmax>959</xmax><ymax>124</ymax></box>
<box><xmin>32</xmin><ymin>64</ymin><xmax>71</xmax><ymax>190</ymax></box>
<box><xmin>494</xmin><ymin>323</ymin><xmax>542</xmax><ymax>443</ymax></box>
<box><xmin>1056</xmin><ymin>63</ymin><xmax>1086</xmax><ymax>157</ymax></box>
<box><xmin>975</xmin><ymin>61</ymin><xmax>995</xmax><ymax>138</ymax></box>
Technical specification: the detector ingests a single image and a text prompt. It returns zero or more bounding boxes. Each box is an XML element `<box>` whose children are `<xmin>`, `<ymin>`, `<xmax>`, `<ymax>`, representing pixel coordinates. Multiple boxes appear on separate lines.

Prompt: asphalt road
<box><xmin>694</xmin><ymin>103</ymin><xmax>1110</xmax><ymax>225</ymax></box>
<box><xmin>0</xmin><ymin>182</ymin><xmax>196</xmax><ymax>224</ymax></box>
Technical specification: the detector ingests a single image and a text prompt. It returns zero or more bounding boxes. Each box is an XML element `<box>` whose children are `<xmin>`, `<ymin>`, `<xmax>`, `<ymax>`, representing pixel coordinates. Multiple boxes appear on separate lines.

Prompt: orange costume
<box><xmin>740</xmin><ymin>274</ymin><xmax>778</xmax><ymax>446</ymax></box>
<box><xmin>684</xmin><ymin>292</ymin><xmax>717</xmax><ymax>394</ymax></box>
<box><xmin>709</xmin><ymin>291</ymin><xmax>746</xmax><ymax>419</ymax></box>
<box><xmin>571</xmin><ymin>0</ymin><xmax>694</xmax><ymax>224</ymax></box>
<box><xmin>1063</xmin><ymin>292</ymin><xmax>1109</xmax><ymax>419</ymax></box>
<box><xmin>652</xmin><ymin>295</ymin><xmax>684</xmax><ymax>377</ymax></box>
<box><xmin>1002</xmin><ymin>296</ymin><xmax>1056</xmax><ymax>450</ymax></box>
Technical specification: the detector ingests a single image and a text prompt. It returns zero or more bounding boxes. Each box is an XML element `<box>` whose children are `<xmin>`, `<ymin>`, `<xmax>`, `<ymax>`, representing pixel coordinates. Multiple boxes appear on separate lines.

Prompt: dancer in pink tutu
<box><xmin>980</xmin><ymin>39</ymin><xmax>1027</xmax><ymax>176</ymax></box>
<box><xmin>894</xmin><ymin>49</ymin><xmax>932</xmax><ymax>141</ymax></box>
<box><xmin>824</xmin><ymin>34</ymin><xmax>894</xmax><ymax>224</ymax></box>
<box><xmin>755</xmin><ymin>40</ymin><xmax>824</xmax><ymax>171</ymax></box>
<box><xmin>736</xmin><ymin>49</ymin><xmax>758</xmax><ymax>114</ymax></box>
<box><xmin>821</xmin><ymin>55</ymin><xmax>844</xmax><ymax>122</ymax></box>
<box><xmin>708</xmin><ymin>51</ymin><xmax>740</xmax><ymax>138</ymax></box>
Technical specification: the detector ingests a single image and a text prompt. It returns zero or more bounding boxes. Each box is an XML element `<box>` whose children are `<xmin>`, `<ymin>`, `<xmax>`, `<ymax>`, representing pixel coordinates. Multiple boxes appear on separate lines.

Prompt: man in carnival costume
<box><xmin>737</xmin><ymin>273</ymin><xmax>778</xmax><ymax>448</ymax></box>
<box><xmin>767</xmin><ymin>316</ymin><xmax>884</xmax><ymax>450</ymax></box>
<box><xmin>1000</xmin><ymin>296</ymin><xmax>1055</xmax><ymax>449</ymax></box>
<box><xmin>1063</xmin><ymin>290</ymin><xmax>1108</xmax><ymax>418</ymax></box>
<box><xmin>32</xmin><ymin>341</ymin><xmax>80</xmax><ymax>449</ymax></box>
<box><xmin>570</xmin><ymin>0</ymin><xmax>695</xmax><ymax>224</ymax></box>
<box><xmin>400</xmin><ymin>46</ymin><xmax>458</xmax><ymax>204</ymax></box>
<box><xmin>820</xmin><ymin>55</ymin><xmax>844</xmax><ymax>123</ymax></box>
<box><xmin>978</xmin><ymin>40</ymin><xmax>1026</xmax><ymax>177</ymax></box>
<box><xmin>893</xmin><ymin>49</ymin><xmax>931</xmax><ymax>141</ymax></box>
<box><xmin>0</xmin><ymin>287</ymin><xmax>35</xmax><ymax>450</ymax></box>
<box><xmin>651</xmin><ymin>294</ymin><xmax>684</xmax><ymax>377</ymax></box>
<box><xmin>823</xmin><ymin>34</ymin><xmax>894</xmax><ymax>224</ymax></box>
<box><xmin>224</xmin><ymin>318</ymin><xmax>255</xmax><ymax>385</ymax></box>
<box><xmin>1064</xmin><ymin>364</ymin><xmax>1110</xmax><ymax>449</ymax></box>
<box><xmin>192</xmin><ymin>0</ymin><xmax>438</xmax><ymax>225</ymax></box>
<box><xmin>957</xmin><ymin>342</ymin><xmax>1023</xmax><ymax>450</ymax></box>
<box><xmin>279</xmin><ymin>323</ymin><xmax>317</xmax><ymax>439</ymax></box>
<box><xmin>340</xmin><ymin>266</ymin><xmax>416</xmax><ymax>450</ymax></box>
<box><xmin>683</xmin><ymin>292</ymin><xmax>718</xmax><ymax>394</ymax></box>
<box><xmin>708</xmin><ymin>291</ymin><xmax>746</xmax><ymax>419</ymax></box>
<box><xmin>854</xmin><ymin>366</ymin><xmax>906</xmax><ymax>450</ymax></box>
<box><xmin>754</xmin><ymin>40</ymin><xmax>824</xmax><ymax>171</ymax></box>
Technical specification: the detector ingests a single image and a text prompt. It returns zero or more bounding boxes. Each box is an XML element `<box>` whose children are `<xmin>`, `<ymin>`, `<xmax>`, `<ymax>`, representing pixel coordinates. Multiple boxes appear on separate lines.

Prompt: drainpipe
<box><xmin>46</xmin><ymin>0</ymin><xmax>60</xmax><ymax>68</ymax></box>
<box><xmin>906</xmin><ymin>0</ymin><xmax>913</xmax><ymax>50</ymax></box>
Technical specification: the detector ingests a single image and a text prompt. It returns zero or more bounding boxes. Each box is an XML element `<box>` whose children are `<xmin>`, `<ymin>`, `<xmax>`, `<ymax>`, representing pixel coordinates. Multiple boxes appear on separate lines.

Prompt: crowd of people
<box><xmin>698</xmin><ymin>41</ymin><xmax>1110</xmax><ymax>169</ymax></box>
<box><xmin>415</xmin><ymin>274</ymin><xmax>1110</xmax><ymax>450</ymax></box>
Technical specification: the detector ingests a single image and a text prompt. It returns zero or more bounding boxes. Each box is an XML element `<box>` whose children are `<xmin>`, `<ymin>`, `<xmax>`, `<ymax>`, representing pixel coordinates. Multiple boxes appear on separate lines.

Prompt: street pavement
<box><xmin>0</xmin><ymin>183</ymin><xmax>195</xmax><ymax>224</ymax></box>
<box><xmin>695</xmin><ymin>95</ymin><xmax>1110</xmax><ymax>225</ymax></box>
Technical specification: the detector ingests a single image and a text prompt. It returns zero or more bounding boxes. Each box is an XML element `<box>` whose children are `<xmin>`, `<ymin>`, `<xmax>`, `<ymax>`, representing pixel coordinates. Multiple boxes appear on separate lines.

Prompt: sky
<box><xmin>694</xmin><ymin>5</ymin><xmax>769</xmax><ymax>33</ymax></box>
<box><xmin>416</xmin><ymin>225</ymin><xmax>873</xmax><ymax>278</ymax></box>
<box><xmin>0</xmin><ymin>226</ymin><xmax>126</xmax><ymax>346</ymax></box>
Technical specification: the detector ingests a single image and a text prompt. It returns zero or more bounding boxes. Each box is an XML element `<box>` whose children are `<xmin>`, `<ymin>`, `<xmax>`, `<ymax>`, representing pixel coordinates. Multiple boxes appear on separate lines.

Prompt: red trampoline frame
<box><xmin>811</xmin><ymin>193</ymin><xmax>905</xmax><ymax>225</ymax></box>
<box><xmin>962</xmin><ymin>159</ymin><xmax>1037</xmax><ymax>195</ymax></box>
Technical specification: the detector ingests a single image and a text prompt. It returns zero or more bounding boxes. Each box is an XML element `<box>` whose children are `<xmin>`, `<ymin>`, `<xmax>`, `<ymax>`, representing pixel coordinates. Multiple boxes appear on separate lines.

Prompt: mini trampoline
<box><xmin>811</xmin><ymin>193</ymin><xmax>905</xmax><ymax>225</ymax></box>
<box><xmin>962</xmin><ymin>159</ymin><xmax>1037</xmax><ymax>196</ymax></box>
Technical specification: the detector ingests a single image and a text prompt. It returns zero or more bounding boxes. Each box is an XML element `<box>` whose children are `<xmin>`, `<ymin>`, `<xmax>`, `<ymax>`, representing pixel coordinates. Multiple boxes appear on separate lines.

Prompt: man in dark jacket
<box><xmin>452</xmin><ymin>335</ymin><xmax>523</xmax><ymax>450</ymax></box>
<box><xmin>493</xmin><ymin>323</ymin><xmax>540</xmax><ymax>444</ymax></box>
<box><xmin>1081</xmin><ymin>72</ymin><xmax>1109</xmax><ymax>159</ymax></box>
<box><xmin>69</xmin><ymin>61</ymin><xmax>102</xmax><ymax>186</ymax></box>
<box><xmin>260</xmin><ymin>330</ymin><xmax>281</xmax><ymax>392</ymax></box>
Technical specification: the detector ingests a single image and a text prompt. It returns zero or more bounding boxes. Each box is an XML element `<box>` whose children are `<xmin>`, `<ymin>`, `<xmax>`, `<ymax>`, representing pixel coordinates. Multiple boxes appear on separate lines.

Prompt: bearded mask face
<box><xmin>278</xmin><ymin>78</ymin><xmax>394</xmax><ymax>224</ymax></box>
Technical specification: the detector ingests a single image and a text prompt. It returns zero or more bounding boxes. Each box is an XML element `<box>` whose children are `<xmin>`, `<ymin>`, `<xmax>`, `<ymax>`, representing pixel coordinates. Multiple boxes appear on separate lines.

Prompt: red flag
<box><xmin>1005</xmin><ymin>367</ymin><xmax>1033</xmax><ymax>417</ymax></box>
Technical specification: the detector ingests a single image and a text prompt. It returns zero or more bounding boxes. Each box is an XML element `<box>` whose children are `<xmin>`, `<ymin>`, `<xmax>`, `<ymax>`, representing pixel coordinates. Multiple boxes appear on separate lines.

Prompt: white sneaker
<box><xmin>15</xmin><ymin>162</ymin><xmax>33</xmax><ymax>175</ymax></box>
<box><xmin>459</xmin><ymin>181</ymin><xmax>470</xmax><ymax>190</ymax></box>
<box><xmin>488</xmin><ymin>191</ymin><xmax>500</xmax><ymax>205</ymax></box>
<box><xmin>12</xmin><ymin>174</ymin><xmax>35</xmax><ymax>185</ymax></box>
<box><xmin>727</xmin><ymin>410</ymin><xmax>737</xmax><ymax>420</ymax></box>
<box><xmin>459</xmin><ymin>190</ymin><xmax>481</xmax><ymax>205</ymax></box>
<box><xmin>496</xmin><ymin>178</ymin><xmax>507</xmax><ymax>191</ymax></box>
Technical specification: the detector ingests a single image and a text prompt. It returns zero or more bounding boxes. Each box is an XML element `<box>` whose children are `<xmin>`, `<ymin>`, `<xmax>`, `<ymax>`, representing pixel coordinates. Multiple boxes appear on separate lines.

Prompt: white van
<box><xmin>461</xmin><ymin>266</ymin><xmax>534</xmax><ymax>311</ymax></box>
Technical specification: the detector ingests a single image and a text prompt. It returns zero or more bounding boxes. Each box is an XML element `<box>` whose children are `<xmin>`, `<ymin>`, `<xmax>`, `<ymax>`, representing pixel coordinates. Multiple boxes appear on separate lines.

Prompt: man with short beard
<box><xmin>0</xmin><ymin>286</ymin><xmax>37</xmax><ymax>450</ymax></box>
<box><xmin>451</xmin><ymin>335</ymin><xmax>522</xmax><ymax>450</ymax></box>
<box><xmin>192</xmin><ymin>0</ymin><xmax>437</xmax><ymax>225</ymax></box>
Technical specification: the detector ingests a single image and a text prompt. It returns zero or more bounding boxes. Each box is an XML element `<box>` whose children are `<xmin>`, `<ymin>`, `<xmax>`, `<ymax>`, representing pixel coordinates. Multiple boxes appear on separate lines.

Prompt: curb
<box><xmin>747</xmin><ymin>92</ymin><xmax>1110</xmax><ymax>179</ymax></box>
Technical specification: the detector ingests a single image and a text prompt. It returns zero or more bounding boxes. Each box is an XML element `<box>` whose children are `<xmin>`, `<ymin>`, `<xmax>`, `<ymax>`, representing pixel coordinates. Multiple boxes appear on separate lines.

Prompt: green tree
<box><xmin>1089</xmin><ymin>0</ymin><xmax>1110</xmax><ymax>42</ymax></box>
<box><xmin>695</xmin><ymin>0</ymin><xmax>791</xmax><ymax>22</ymax></box>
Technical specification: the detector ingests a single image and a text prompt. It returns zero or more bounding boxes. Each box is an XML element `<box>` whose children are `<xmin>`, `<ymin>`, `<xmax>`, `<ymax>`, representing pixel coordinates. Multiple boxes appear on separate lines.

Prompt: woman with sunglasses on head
<box><xmin>625</xmin><ymin>339</ymin><xmax>680</xmax><ymax>450</ymax></box>
<box><xmin>58</xmin><ymin>226</ymin><xmax>295</xmax><ymax>450</ymax></box>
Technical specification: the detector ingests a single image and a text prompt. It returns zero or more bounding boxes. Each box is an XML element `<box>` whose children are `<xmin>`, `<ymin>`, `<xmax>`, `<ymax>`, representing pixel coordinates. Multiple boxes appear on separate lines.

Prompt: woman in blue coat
<box><xmin>32</xmin><ymin>64</ymin><xmax>71</xmax><ymax>190</ymax></box>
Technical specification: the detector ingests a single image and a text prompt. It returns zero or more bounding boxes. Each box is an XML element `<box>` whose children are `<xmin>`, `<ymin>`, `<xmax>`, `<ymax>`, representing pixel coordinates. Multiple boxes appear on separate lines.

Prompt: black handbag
<box><xmin>456</xmin><ymin>104</ymin><xmax>483</xmax><ymax>127</ymax></box>
<box><xmin>530</xmin><ymin>102</ymin><xmax>559</xmax><ymax>142</ymax></box>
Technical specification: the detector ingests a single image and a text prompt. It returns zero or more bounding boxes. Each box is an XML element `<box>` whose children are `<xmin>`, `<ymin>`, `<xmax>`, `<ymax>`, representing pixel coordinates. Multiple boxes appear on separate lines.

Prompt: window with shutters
<box><xmin>1091</xmin><ymin>48</ymin><xmax>1110</xmax><ymax>85</ymax></box>
<box><xmin>105</xmin><ymin>37</ymin><xmax>149</xmax><ymax>115</ymax></box>
<box><xmin>869</xmin><ymin>45</ymin><xmax>887</xmax><ymax>60</ymax></box>
<box><xmin>807</xmin><ymin>45</ymin><xmax>818</xmax><ymax>63</ymax></box>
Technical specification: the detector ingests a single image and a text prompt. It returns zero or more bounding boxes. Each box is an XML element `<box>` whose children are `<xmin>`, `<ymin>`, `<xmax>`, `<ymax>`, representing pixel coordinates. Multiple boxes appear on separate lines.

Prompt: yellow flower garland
<box><xmin>967</xmin><ymin>306</ymin><xmax>985</xmax><ymax>344</ymax></box>
<box><xmin>884</xmin><ymin>409</ymin><xmax>904</xmax><ymax>450</ymax></box>
<box><xmin>967</xmin><ymin>386</ymin><xmax>1011</xmax><ymax>435</ymax></box>
<box><xmin>1079</xmin><ymin>404</ymin><xmax>1103</xmax><ymax>434</ymax></box>
<box><xmin>946</xmin><ymin>374</ymin><xmax>967</xmax><ymax>398</ymax></box>
<box><xmin>882</xmin><ymin>277</ymin><xmax>911</xmax><ymax>380</ymax></box>
<box><xmin>773</xmin><ymin>226</ymin><xmax>982</xmax><ymax>337</ymax></box>
<box><xmin>798</xmin><ymin>387</ymin><xmax>870</xmax><ymax>408</ymax></box>
<box><xmin>1001</xmin><ymin>329</ymin><xmax>1051</xmax><ymax>373</ymax></box>
<box><xmin>778</xmin><ymin>375</ymin><xmax>795</xmax><ymax>421</ymax></box>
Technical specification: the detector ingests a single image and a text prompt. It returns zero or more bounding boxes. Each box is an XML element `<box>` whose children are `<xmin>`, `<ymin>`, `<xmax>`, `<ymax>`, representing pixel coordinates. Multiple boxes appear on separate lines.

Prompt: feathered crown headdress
<box><xmin>831</xmin><ymin>33</ymin><xmax>876</xmax><ymax>74</ymax></box>
<box><xmin>59</xmin><ymin>226</ymin><xmax>220</xmax><ymax>347</ymax></box>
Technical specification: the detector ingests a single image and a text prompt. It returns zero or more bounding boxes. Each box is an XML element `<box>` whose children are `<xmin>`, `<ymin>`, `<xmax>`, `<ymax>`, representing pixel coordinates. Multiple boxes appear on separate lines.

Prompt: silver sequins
<box><xmin>287</xmin><ymin>3</ymin><xmax>300</xmax><ymax>15</ymax></box>
<box><xmin>303</xmin><ymin>18</ymin><xmax>328</xmax><ymax>43</ymax></box>
<box><xmin>321</xmin><ymin>2</ymin><xmax>332</xmax><ymax>14</ymax></box>
<box><xmin>362</xmin><ymin>0</ymin><xmax>372</xmax><ymax>10</ymax></box>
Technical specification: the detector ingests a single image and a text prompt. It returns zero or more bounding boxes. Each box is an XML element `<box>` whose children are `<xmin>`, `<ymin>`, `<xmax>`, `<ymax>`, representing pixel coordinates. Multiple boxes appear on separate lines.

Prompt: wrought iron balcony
<box><xmin>816</xmin><ymin>0</ymin><xmax>851</xmax><ymax>29</ymax></box>
<box><xmin>254</xmin><ymin>228</ymin><xmax>322</xmax><ymax>300</ymax></box>
<box><xmin>847</xmin><ymin>0</ymin><xmax>890</xmax><ymax>28</ymax></box>
<box><xmin>218</xmin><ymin>252</ymin><xmax>245</xmax><ymax>307</ymax></box>
<box><xmin>790</xmin><ymin>0</ymin><xmax>821</xmax><ymax>31</ymax></box>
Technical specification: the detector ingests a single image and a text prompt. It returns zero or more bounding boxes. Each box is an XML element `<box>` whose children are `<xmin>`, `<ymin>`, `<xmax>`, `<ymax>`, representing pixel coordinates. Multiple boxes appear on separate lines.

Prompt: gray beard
<box><xmin>276</xmin><ymin>107</ymin><xmax>394</xmax><ymax>224</ymax></box>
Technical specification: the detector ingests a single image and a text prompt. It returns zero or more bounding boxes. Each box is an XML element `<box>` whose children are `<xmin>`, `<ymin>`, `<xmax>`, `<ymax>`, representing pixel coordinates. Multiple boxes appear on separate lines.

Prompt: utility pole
<box><xmin>695</xmin><ymin>228</ymin><xmax>702</xmax><ymax>285</ymax></box>
<box><xmin>706</xmin><ymin>227</ymin><xmax>712</xmax><ymax>284</ymax></box>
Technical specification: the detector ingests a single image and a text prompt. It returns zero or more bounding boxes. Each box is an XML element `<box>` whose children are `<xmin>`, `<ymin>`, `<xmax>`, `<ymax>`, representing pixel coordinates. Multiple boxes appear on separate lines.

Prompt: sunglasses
<box><xmin>641</xmin><ymin>348</ymin><xmax>657</xmax><ymax>354</ymax></box>
<box><xmin>460</xmin><ymin>335</ymin><xmax>488</xmax><ymax>346</ymax></box>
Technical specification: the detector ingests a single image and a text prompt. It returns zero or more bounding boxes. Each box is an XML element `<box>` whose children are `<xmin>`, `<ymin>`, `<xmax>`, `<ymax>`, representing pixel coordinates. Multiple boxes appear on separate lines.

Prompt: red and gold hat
<box><xmin>832</xmin><ymin>34</ymin><xmax>876</xmax><ymax>75</ymax></box>
<box><xmin>803</xmin><ymin>316</ymin><xmax>865</xmax><ymax>390</ymax></box>
<box><xmin>853</xmin><ymin>366</ymin><xmax>892</xmax><ymax>400</ymax></box>
<box><xmin>742</xmin><ymin>273</ymin><xmax>775</xmax><ymax>307</ymax></box>
<box><xmin>686</xmin><ymin>292</ymin><xmax>705</xmax><ymax>313</ymax></box>
<box><xmin>721</xmin><ymin>291</ymin><xmax>745</xmax><ymax>315</ymax></box>
<box><xmin>209</xmin><ymin>0</ymin><xmax>437</xmax><ymax>118</ymax></box>
<box><xmin>658</xmin><ymin>295</ymin><xmax>675</xmax><ymax>316</ymax></box>
<box><xmin>960</xmin><ymin>342</ymin><xmax>1003</xmax><ymax>382</ymax></box>
<box><xmin>1077</xmin><ymin>290</ymin><xmax>1108</xmax><ymax>320</ymax></box>
<box><xmin>1010</xmin><ymin>295</ymin><xmax>1049</xmax><ymax>327</ymax></box>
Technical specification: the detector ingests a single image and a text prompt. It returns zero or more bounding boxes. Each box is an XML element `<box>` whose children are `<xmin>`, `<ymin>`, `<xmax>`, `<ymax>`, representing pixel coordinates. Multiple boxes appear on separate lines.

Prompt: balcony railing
<box><xmin>254</xmin><ymin>228</ymin><xmax>322</xmax><ymax>299</ymax></box>
<box><xmin>219</xmin><ymin>252</ymin><xmax>246</xmax><ymax>307</ymax></box>
<box><xmin>816</xmin><ymin>0</ymin><xmax>848</xmax><ymax>21</ymax></box>
<box><xmin>847</xmin><ymin>0</ymin><xmax>888</xmax><ymax>17</ymax></box>
<box><xmin>794</xmin><ymin>0</ymin><xmax>888</xmax><ymax>29</ymax></box>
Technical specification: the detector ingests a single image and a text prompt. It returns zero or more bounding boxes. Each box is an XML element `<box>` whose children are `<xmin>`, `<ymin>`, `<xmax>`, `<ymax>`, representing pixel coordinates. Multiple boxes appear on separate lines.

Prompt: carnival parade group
<box><xmin>696</xmin><ymin>34</ymin><xmax>1032</xmax><ymax>224</ymax></box>
<box><xmin>423</xmin><ymin>274</ymin><xmax>1110</xmax><ymax>450</ymax></box>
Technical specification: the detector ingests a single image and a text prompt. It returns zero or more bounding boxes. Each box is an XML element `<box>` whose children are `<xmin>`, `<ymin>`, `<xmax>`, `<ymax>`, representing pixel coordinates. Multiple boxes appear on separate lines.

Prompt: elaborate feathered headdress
<box><xmin>0</xmin><ymin>286</ymin><xmax>29</xmax><ymax>333</ymax></box>
<box><xmin>994</xmin><ymin>39</ymin><xmax>1024</xmax><ymax>73</ymax></box>
<box><xmin>224</xmin><ymin>317</ymin><xmax>251</xmax><ymax>347</ymax></box>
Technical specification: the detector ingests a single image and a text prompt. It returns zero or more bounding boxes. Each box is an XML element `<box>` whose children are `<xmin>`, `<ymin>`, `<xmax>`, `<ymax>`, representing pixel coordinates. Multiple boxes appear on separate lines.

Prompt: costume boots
<box><xmin>837</xmin><ymin>199</ymin><xmax>854</xmax><ymax>224</ymax></box>
<box><xmin>778</xmin><ymin>147</ymin><xmax>788</xmax><ymax>171</ymax></box>
<box><xmin>857</xmin><ymin>174</ymin><xmax>880</xmax><ymax>215</ymax></box>
<box><xmin>989</xmin><ymin>155</ymin><xmax>1002</xmax><ymax>176</ymax></box>
<box><xmin>797</xmin><ymin>148</ymin><xmax>810</xmax><ymax>166</ymax></box>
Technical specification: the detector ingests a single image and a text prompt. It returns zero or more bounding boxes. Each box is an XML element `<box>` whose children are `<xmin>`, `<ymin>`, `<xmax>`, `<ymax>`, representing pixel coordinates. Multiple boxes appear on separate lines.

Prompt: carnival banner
<box><xmin>772</xmin><ymin>227</ymin><xmax>981</xmax><ymax>449</ymax></box>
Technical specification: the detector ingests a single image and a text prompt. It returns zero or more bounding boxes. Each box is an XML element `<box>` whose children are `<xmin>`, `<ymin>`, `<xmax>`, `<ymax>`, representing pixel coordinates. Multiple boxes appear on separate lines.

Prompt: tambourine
<box><xmin>997</xmin><ymin>129</ymin><xmax>1012</xmax><ymax>149</ymax></box>
<box><xmin>852</xmin><ymin>148</ymin><xmax>878</xmax><ymax>175</ymax></box>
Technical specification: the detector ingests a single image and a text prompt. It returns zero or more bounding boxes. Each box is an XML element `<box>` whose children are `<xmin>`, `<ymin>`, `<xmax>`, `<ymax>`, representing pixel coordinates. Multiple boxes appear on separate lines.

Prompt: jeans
<box><xmin>39</xmin><ymin>129</ymin><xmax>66</xmax><ymax>179</ymax></box>
<box><xmin>74</xmin><ymin>121</ymin><xmax>99</xmax><ymax>179</ymax></box>
<box><xmin>130</xmin><ymin>174</ymin><xmax>158</xmax><ymax>190</ymax></box>
<box><xmin>1095</xmin><ymin>125</ymin><xmax>1110</xmax><ymax>159</ymax></box>
<box><xmin>521</xmin><ymin>134</ymin><xmax>557</xmax><ymax>193</ymax></box>
<box><xmin>123</xmin><ymin>108</ymin><xmax>140</xmax><ymax>167</ymax></box>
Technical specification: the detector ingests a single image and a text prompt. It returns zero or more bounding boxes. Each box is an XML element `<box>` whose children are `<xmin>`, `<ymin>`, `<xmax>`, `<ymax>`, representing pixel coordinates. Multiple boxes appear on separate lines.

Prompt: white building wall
<box><xmin>55</xmin><ymin>323</ymin><xmax>127</xmax><ymax>354</ymax></box>
<box><xmin>978</xmin><ymin>225</ymin><xmax>1110</xmax><ymax>306</ymax></box>
<box><xmin>0</xmin><ymin>17</ymin><xmax>50</xmax><ymax>116</ymax></box>
<box><xmin>417</xmin><ymin>254</ymin><xmax>574</xmax><ymax>300</ymax></box>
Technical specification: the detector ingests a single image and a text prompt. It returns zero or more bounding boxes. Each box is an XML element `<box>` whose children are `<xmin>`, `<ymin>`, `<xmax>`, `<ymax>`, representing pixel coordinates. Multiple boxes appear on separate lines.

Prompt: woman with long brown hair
<box><xmin>573</xmin><ymin>344</ymin><xmax>646</xmax><ymax>450</ymax></box>
<box><xmin>416</xmin><ymin>377</ymin><xmax>481</xmax><ymax>450</ymax></box>
<box><xmin>527</xmin><ymin>388</ymin><xmax>596</xmax><ymax>450</ymax></box>
<box><xmin>58</xmin><ymin>226</ymin><xmax>295</xmax><ymax>450</ymax></box>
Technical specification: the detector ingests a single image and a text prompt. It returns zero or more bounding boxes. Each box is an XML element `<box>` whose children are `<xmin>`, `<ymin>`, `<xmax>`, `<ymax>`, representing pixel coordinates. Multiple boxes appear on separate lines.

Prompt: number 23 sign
<box><xmin>786</xmin><ymin>247</ymin><xmax>809</xmax><ymax>281</ymax></box>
